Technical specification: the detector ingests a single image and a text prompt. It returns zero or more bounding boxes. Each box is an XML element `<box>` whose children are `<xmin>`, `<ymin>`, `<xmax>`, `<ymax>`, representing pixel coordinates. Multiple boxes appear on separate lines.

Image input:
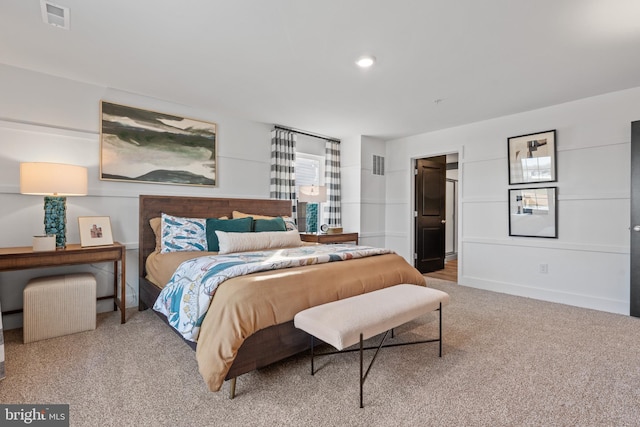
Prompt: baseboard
<box><xmin>460</xmin><ymin>275</ymin><xmax>629</xmax><ymax>315</ymax></box>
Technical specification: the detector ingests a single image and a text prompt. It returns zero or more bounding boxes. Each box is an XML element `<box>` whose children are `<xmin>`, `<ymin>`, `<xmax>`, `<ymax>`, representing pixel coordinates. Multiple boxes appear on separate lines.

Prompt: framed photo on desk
<box><xmin>78</xmin><ymin>216</ymin><xmax>114</xmax><ymax>247</ymax></box>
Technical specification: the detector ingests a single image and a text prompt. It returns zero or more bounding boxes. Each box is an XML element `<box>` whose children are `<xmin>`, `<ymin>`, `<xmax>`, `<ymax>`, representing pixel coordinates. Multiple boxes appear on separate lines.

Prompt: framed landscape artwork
<box><xmin>507</xmin><ymin>130</ymin><xmax>556</xmax><ymax>185</ymax></box>
<box><xmin>508</xmin><ymin>187</ymin><xmax>557</xmax><ymax>238</ymax></box>
<box><xmin>100</xmin><ymin>101</ymin><xmax>217</xmax><ymax>187</ymax></box>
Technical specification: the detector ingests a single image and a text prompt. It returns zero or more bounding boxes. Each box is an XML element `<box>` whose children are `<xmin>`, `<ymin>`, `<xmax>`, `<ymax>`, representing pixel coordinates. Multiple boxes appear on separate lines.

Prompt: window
<box><xmin>295</xmin><ymin>153</ymin><xmax>324</xmax><ymax>192</ymax></box>
<box><xmin>295</xmin><ymin>153</ymin><xmax>325</xmax><ymax>230</ymax></box>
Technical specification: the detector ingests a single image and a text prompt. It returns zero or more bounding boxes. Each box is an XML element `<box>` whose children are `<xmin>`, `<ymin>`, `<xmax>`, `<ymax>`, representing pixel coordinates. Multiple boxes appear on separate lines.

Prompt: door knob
<box><xmin>441</xmin><ymin>220</ymin><xmax>446</xmax><ymax>224</ymax></box>
<box><xmin>634</xmin><ymin>225</ymin><xmax>640</xmax><ymax>232</ymax></box>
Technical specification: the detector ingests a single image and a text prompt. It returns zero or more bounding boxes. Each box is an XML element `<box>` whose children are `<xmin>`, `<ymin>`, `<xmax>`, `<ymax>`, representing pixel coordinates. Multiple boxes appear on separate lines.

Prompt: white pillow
<box><xmin>216</xmin><ymin>230</ymin><xmax>302</xmax><ymax>254</ymax></box>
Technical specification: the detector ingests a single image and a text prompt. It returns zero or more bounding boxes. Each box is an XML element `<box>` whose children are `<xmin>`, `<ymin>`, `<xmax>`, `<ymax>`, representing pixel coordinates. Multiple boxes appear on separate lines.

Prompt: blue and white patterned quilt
<box><xmin>153</xmin><ymin>244</ymin><xmax>392</xmax><ymax>342</ymax></box>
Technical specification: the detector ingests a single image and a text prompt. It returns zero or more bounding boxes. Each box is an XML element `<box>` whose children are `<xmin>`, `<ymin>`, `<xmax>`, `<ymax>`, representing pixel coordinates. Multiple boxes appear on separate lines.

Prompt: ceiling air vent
<box><xmin>373</xmin><ymin>155</ymin><xmax>385</xmax><ymax>176</ymax></box>
<box><xmin>40</xmin><ymin>1</ymin><xmax>70</xmax><ymax>29</ymax></box>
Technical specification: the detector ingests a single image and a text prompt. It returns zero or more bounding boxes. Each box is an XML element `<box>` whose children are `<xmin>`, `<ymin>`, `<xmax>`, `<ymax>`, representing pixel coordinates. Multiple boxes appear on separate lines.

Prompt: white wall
<box><xmin>386</xmin><ymin>87</ymin><xmax>640</xmax><ymax>315</ymax></box>
<box><xmin>0</xmin><ymin>64</ymin><xmax>272</xmax><ymax>329</ymax></box>
<box><xmin>296</xmin><ymin>134</ymin><xmax>325</xmax><ymax>157</ymax></box>
<box><xmin>339</xmin><ymin>136</ymin><xmax>362</xmax><ymax>233</ymax></box>
<box><xmin>360</xmin><ymin>136</ymin><xmax>386</xmax><ymax>247</ymax></box>
<box><xmin>338</xmin><ymin>135</ymin><xmax>387</xmax><ymax>247</ymax></box>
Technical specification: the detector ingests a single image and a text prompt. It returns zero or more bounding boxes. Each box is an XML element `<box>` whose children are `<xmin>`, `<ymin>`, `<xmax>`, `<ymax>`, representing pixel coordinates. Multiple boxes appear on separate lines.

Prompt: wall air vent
<box><xmin>40</xmin><ymin>0</ymin><xmax>70</xmax><ymax>30</ymax></box>
<box><xmin>373</xmin><ymin>155</ymin><xmax>385</xmax><ymax>176</ymax></box>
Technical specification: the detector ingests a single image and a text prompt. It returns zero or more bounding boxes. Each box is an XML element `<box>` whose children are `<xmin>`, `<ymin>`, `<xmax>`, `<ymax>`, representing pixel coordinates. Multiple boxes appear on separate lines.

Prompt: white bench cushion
<box><xmin>294</xmin><ymin>284</ymin><xmax>449</xmax><ymax>350</ymax></box>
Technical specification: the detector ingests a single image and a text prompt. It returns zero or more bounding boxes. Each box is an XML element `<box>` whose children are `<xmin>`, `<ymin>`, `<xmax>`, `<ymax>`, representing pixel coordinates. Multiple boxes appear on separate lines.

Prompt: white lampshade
<box><xmin>20</xmin><ymin>162</ymin><xmax>88</xmax><ymax>196</ymax></box>
<box><xmin>299</xmin><ymin>185</ymin><xmax>327</xmax><ymax>203</ymax></box>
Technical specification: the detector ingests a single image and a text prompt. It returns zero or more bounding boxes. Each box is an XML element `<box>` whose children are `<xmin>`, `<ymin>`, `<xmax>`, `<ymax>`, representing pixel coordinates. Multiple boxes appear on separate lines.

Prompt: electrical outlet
<box><xmin>539</xmin><ymin>263</ymin><xmax>548</xmax><ymax>274</ymax></box>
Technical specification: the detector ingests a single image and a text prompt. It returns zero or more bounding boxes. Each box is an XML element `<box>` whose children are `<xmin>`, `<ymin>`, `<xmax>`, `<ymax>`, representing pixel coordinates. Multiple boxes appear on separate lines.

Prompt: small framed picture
<box><xmin>509</xmin><ymin>187</ymin><xmax>558</xmax><ymax>238</ymax></box>
<box><xmin>508</xmin><ymin>130</ymin><xmax>556</xmax><ymax>184</ymax></box>
<box><xmin>78</xmin><ymin>216</ymin><xmax>114</xmax><ymax>247</ymax></box>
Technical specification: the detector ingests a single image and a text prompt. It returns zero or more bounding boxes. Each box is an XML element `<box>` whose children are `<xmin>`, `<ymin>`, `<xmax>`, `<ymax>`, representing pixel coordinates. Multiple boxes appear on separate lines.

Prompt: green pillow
<box><xmin>206</xmin><ymin>217</ymin><xmax>253</xmax><ymax>251</ymax></box>
<box><xmin>254</xmin><ymin>217</ymin><xmax>286</xmax><ymax>232</ymax></box>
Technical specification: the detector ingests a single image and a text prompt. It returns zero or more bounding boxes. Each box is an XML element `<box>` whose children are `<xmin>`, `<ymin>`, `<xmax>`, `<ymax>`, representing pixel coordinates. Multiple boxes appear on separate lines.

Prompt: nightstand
<box><xmin>300</xmin><ymin>232</ymin><xmax>359</xmax><ymax>245</ymax></box>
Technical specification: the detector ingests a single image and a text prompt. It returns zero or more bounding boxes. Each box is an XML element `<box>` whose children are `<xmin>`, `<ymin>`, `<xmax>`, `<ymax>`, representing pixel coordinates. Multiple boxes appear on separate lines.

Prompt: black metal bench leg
<box><xmin>359</xmin><ymin>330</ymin><xmax>390</xmax><ymax>408</ymax></box>
<box><xmin>439</xmin><ymin>302</ymin><xmax>442</xmax><ymax>357</ymax></box>
<box><xmin>360</xmin><ymin>333</ymin><xmax>364</xmax><ymax>409</ymax></box>
<box><xmin>311</xmin><ymin>335</ymin><xmax>315</xmax><ymax>375</ymax></box>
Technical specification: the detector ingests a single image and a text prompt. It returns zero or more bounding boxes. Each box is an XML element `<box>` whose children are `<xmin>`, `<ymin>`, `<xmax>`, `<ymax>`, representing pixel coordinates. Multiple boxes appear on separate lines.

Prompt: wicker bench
<box><xmin>294</xmin><ymin>284</ymin><xmax>450</xmax><ymax>408</ymax></box>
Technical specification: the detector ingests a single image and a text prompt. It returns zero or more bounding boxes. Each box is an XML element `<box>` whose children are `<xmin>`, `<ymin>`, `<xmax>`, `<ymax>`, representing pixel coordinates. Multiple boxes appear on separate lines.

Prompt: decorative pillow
<box><xmin>206</xmin><ymin>217</ymin><xmax>253</xmax><ymax>252</ymax></box>
<box><xmin>232</xmin><ymin>210</ymin><xmax>275</xmax><ymax>220</ymax></box>
<box><xmin>160</xmin><ymin>213</ymin><xmax>207</xmax><ymax>254</ymax></box>
<box><xmin>233</xmin><ymin>210</ymin><xmax>298</xmax><ymax>231</ymax></box>
<box><xmin>216</xmin><ymin>230</ymin><xmax>302</xmax><ymax>254</ymax></box>
<box><xmin>254</xmin><ymin>217</ymin><xmax>286</xmax><ymax>232</ymax></box>
<box><xmin>150</xmin><ymin>217</ymin><xmax>162</xmax><ymax>252</ymax></box>
<box><xmin>282</xmin><ymin>215</ymin><xmax>298</xmax><ymax>231</ymax></box>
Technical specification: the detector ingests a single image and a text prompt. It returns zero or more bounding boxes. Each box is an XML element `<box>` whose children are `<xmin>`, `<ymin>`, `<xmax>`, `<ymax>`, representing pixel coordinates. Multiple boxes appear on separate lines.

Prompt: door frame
<box><xmin>631</xmin><ymin>120</ymin><xmax>640</xmax><ymax>316</ymax></box>
<box><xmin>410</xmin><ymin>150</ymin><xmax>462</xmax><ymax>279</ymax></box>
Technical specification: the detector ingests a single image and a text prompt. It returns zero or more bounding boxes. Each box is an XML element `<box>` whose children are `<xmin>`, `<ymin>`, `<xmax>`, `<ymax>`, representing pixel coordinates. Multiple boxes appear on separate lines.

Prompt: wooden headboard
<box><xmin>138</xmin><ymin>195</ymin><xmax>292</xmax><ymax>278</ymax></box>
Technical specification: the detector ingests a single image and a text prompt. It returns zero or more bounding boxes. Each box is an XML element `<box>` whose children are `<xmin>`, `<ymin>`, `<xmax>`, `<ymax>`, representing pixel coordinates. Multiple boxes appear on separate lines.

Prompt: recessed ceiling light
<box><xmin>356</xmin><ymin>55</ymin><xmax>376</xmax><ymax>68</ymax></box>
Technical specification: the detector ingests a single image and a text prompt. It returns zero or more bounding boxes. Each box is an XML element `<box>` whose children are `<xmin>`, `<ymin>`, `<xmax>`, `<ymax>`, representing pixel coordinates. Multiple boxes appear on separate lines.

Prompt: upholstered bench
<box><xmin>294</xmin><ymin>284</ymin><xmax>450</xmax><ymax>408</ymax></box>
<box><xmin>23</xmin><ymin>273</ymin><xmax>97</xmax><ymax>344</ymax></box>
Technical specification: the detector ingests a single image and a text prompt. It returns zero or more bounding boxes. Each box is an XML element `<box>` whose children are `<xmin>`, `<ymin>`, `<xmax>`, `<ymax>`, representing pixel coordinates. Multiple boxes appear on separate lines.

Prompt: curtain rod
<box><xmin>274</xmin><ymin>125</ymin><xmax>340</xmax><ymax>144</ymax></box>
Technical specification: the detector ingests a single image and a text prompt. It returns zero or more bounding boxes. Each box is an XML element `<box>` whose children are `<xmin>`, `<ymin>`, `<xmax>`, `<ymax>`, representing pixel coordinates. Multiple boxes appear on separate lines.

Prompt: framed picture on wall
<box><xmin>100</xmin><ymin>101</ymin><xmax>217</xmax><ymax>187</ymax></box>
<box><xmin>78</xmin><ymin>216</ymin><xmax>114</xmax><ymax>247</ymax></box>
<box><xmin>508</xmin><ymin>187</ymin><xmax>557</xmax><ymax>238</ymax></box>
<box><xmin>508</xmin><ymin>129</ymin><xmax>556</xmax><ymax>184</ymax></box>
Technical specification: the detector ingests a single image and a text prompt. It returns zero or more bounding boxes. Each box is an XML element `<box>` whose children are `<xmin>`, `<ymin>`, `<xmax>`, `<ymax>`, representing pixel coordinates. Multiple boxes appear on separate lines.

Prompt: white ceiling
<box><xmin>2</xmin><ymin>0</ymin><xmax>640</xmax><ymax>140</ymax></box>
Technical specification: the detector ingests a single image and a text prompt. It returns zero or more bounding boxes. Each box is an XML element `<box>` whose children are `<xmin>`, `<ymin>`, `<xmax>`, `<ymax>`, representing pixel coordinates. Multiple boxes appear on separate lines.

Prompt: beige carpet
<box><xmin>1</xmin><ymin>278</ymin><xmax>640</xmax><ymax>426</ymax></box>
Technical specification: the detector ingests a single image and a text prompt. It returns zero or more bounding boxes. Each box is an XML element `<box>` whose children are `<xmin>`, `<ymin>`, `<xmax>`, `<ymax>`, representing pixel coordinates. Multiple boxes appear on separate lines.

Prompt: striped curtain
<box><xmin>324</xmin><ymin>139</ymin><xmax>342</xmax><ymax>226</ymax></box>
<box><xmin>270</xmin><ymin>129</ymin><xmax>298</xmax><ymax>220</ymax></box>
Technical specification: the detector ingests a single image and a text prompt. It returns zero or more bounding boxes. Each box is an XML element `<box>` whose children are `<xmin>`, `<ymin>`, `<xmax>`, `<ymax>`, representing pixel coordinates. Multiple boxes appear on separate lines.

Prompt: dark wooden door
<box><xmin>415</xmin><ymin>156</ymin><xmax>446</xmax><ymax>273</ymax></box>
<box><xmin>631</xmin><ymin>120</ymin><xmax>640</xmax><ymax>317</ymax></box>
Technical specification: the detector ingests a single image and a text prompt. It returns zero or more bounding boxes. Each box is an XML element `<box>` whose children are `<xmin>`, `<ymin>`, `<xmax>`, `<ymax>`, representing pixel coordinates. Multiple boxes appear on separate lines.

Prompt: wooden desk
<box><xmin>299</xmin><ymin>232</ymin><xmax>359</xmax><ymax>245</ymax></box>
<box><xmin>0</xmin><ymin>242</ymin><xmax>127</xmax><ymax>324</ymax></box>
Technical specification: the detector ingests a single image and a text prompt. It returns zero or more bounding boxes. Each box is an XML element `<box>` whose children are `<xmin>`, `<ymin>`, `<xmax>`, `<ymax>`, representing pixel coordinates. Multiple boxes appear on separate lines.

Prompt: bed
<box><xmin>138</xmin><ymin>194</ymin><xmax>426</xmax><ymax>393</ymax></box>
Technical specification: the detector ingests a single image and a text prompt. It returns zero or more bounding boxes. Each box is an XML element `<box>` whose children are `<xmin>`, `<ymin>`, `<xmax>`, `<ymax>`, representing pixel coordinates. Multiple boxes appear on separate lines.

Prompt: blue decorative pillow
<box><xmin>160</xmin><ymin>213</ymin><xmax>208</xmax><ymax>253</ymax></box>
<box><xmin>254</xmin><ymin>217</ymin><xmax>286</xmax><ymax>232</ymax></box>
<box><xmin>206</xmin><ymin>217</ymin><xmax>253</xmax><ymax>251</ymax></box>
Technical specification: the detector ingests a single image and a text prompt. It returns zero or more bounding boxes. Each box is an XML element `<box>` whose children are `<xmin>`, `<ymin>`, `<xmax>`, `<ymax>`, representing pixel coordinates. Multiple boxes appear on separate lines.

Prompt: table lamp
<box><xmin>298</xmin><ymin>185</ymin><xmax>327</xmax><ymax>233</ymax></box>
<box><xmin>20</xmin><ymin>162</ymin><xmax>88</xmax><ymax>248</ymax></box>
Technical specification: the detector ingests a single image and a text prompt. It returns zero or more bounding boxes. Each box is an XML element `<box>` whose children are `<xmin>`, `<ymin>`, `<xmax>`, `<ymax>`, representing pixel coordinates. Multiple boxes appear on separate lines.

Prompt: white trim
<box><xmin>385</xmin><ymin>232</ymin><xmax>409</xmax><ymax>238</ymax></box>
<box><xmin>1</xmin><ymin>185</ymin><xmax>269</xmax><ymax>201</ymax></box>
<box><xmin>460</xmin><ymin>276</ymin><xmax>628</xmax><ymax>315</ymax></box>
<box><xmin>462</xmin><ymin>237</ymin><xmax>628</xmax><ymax>254</ymax></box>
<box><xmin>462</xmin><ymin>193</ymin><xmax>629</xmax><ymax>204</ymax></box>
<box><xmin>359</xmin><ymin>231</ymin><xmax>386</xmax><ymax>239</ymax></box>
<box><xmin>360</xmin><ymin>198</ymin><xmax>387</xmax><ymax>205</ymax></box>
<box><xmin>0</xmin><ymin>117</ymin><xmax>97</xmax><ymax>138</ymax></box>
<box><xmin>384</xmin><ymin>199</ymin><xmax>409</xmax><ymax>205</ymax></box>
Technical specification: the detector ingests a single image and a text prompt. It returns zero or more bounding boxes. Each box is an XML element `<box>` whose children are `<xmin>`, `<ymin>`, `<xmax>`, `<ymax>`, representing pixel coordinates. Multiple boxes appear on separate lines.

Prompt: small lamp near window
<box><xmin>20</xmin><ymin>162</ymin><xmax>88</xmax><ymax>249</ymax></box>
<box><xmin>298</xmin><ymin>185</ymin><xmax>327</xmax><ymax>234</ymax></box>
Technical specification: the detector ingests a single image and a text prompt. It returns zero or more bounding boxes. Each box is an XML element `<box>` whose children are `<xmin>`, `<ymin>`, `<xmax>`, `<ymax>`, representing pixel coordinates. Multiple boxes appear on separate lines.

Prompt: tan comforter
<box><xmin>191</xmin><ymin>252</ymin><xmax>426</xmax><ymax>391</ymax></box>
